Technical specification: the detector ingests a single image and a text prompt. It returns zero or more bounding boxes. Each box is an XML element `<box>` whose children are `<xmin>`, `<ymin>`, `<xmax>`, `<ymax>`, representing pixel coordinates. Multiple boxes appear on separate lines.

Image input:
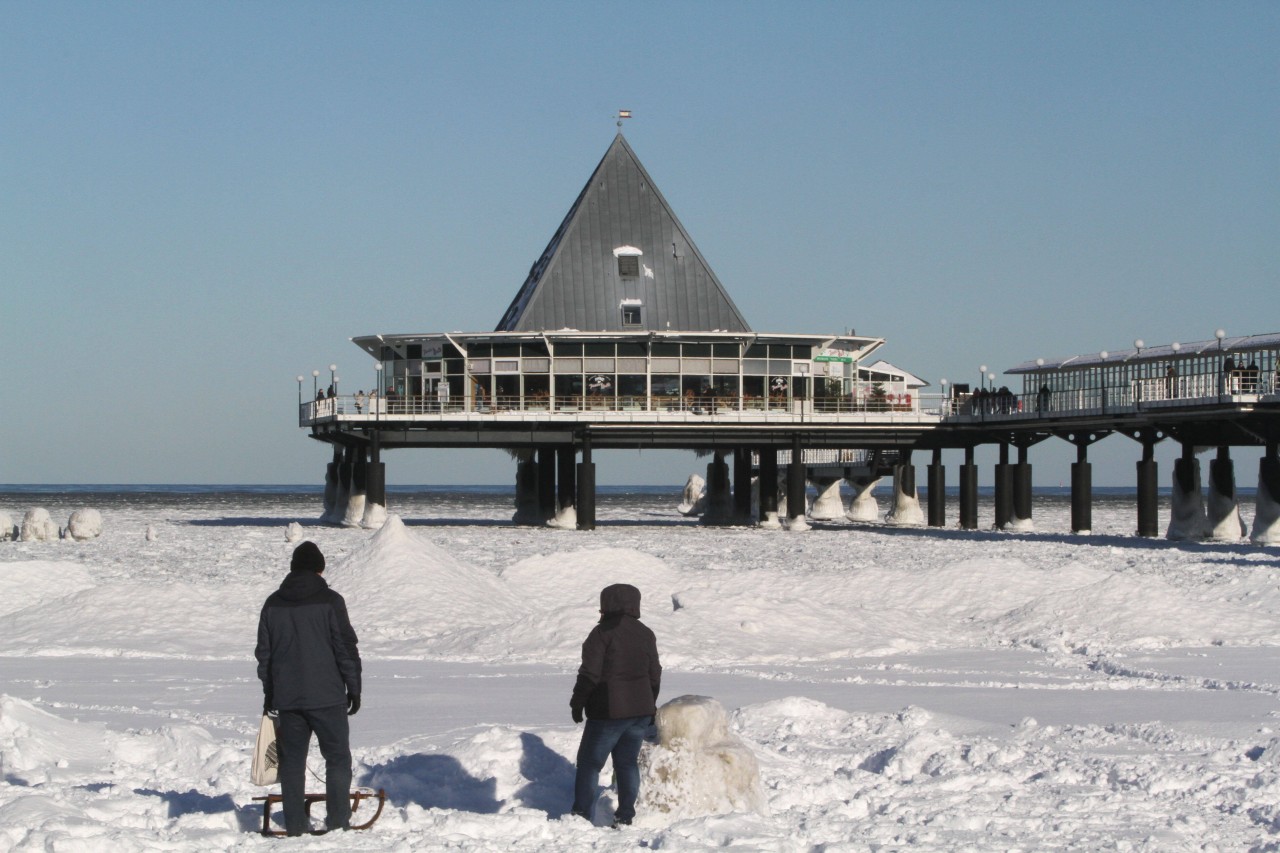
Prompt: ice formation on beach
<box><xmin>65</xmin><ymin>508</ymin><xmax>102</xmax><ymax>541</ymax></box>
<box><xmin>19</xmin><ymin>508</ymin><xmax>58</xmax><ymax>542</ymax></box>
<box><xmin>639</xmin><ymin>695</ymin><xmax>766</xmax><ymax>820</ymax></box>
<box><xmin>0</xmin><ymin>511</ymin><xmax>14</xmax><ymax>541</ymax></box>
<box><xmin>678</xmin><ymin>474</ymin><xmax>706</xmax><ymax>516</ymax></box>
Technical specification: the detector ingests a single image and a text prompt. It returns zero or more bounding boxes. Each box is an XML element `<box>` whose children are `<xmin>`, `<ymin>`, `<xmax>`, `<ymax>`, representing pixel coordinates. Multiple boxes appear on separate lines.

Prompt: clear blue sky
<box><xmin>3</xmin><ymin>1</ymin><xmax>1276</xmax><ymax>488</ymax></box>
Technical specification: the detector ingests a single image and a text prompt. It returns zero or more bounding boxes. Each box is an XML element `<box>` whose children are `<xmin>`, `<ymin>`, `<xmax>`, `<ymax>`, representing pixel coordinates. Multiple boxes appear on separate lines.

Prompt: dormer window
<box><xmin>613</xmin><ymin>245</ymin><xmax>643</xmax><ymax>277</ymax></box>
<box><xmin>620</xmin><ymin>298</ymin><xmax>643</xmax><ymax>327</ymax></box>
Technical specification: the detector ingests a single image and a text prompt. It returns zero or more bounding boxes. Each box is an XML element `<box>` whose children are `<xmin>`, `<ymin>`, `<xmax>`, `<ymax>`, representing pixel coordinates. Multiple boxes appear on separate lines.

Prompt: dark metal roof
<box><xmin>1007</xmin><ymin>332</ymin><xmax>1280</xmax><ymax>374</ymax></box>
<box><xmin>495</xmin><ymin>134</ymin><xmax>751</xmax><ymax>334</ymax></box>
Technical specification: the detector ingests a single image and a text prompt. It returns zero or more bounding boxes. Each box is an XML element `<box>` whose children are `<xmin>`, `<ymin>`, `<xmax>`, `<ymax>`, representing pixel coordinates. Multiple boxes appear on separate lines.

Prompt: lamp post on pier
<box><xmin>1132</xmin><ymin>340</ymin><xmax>1145</xmax><ymax>408</ymax></box>
<box><xmin>329</xmin><ymin>363</ymin><xmax>338</xmax><ymax>397</ymax></box>
<box><xmin>1215</xmin><ymin>328</ymin><xmax>1227</xmax><ymax>401</ymax></box>
<box><xmin>1099</xmin><ymin>351</ymin><xmax>1108</xmax><ymax>411</ymax></box>
<box><xmin>312</xmin><ymin>369</ymin><xmax>320</xmax><ymax>400</ymax></box>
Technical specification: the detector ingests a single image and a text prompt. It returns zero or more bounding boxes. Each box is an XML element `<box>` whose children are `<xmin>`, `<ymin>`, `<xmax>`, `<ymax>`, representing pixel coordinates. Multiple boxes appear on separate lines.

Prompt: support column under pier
<box><xmin>927</xmin><ymin>448</ymin><xmax>945</xmax><ymax>528</ymax></box>
<box><xmin>512</xmin><ymin>453</ymin><xmax>540</xmax><ymax>525</ymax></box>
<box><xmin>758</xmin><ymin>448</ymin><xmax>780</xmax><ymax>529</ymax></box>
<box><xmin>1252</xmin><ymin>444</ymin><xmax>1280</xmax><ymax>544</ymax></box>
<box><xmin>733</xmin><ymin>447</ymin><xmax>753</xmax><ymax>524</ymax></box>
<box><xmin>886</xmin><ymin>451</ymin><xmax>924</xmax><ymax>526</ymax></box>
<box><xmin>1208</xmin><ymin>446</ymin><xmax>1246</xmax><ymax>541</ymax></box>
<box><xmin>958</xmin><ymin>447</ymin><xmax>978</xmax><ymax>530</ymax></box>
<box><xmin>1168</xmin><ymin>443</ymin><xmax>1208</xmax><ymax>540</ymax></box>
<box><xmin>321</xmin><ymin>445</ymin><xmax>341</xmax><ymax>524</ymax></box>
<box><xmin>1011</xmin><ymin>445</ymin><xmax>1033</xmax><ymax>532</ymax></box>
<box><xmin>550</xmin><ymin>445</ymin><xmax>577</xmax><ymax>529</ymax></box>
<box><xmin>335</xmin><ymin>447</ymin><xmax>356</xmax><ymax>527</ymax></box>
<box><xmin>537</xmin><ymin>447</ymin><xmax>557</xmax><ymax>522</ymax></box>
<box><xmin>576</xmin><ymin>432</ymin><xmax>595</xmax><ymax>531</ymax></box>
<box><xmin>703</xmin><ymin>450</ymin><xmax>734</xmax><ymax>525</ymax></box>
<box><xmin>787</xmin><ymin>434</ymin><xmax>808</xmax><ymax>529</ymax></box>
<box><xmin>1071</xmin><ymin>443</ymin><xmax>1092</xmax><ymax>535</ymax></box>
<box><xmin>342</xmin><ymin>448</ymin><xmax>368</xmax><ymax>527</ymax></box>
<box><xmin>1135</xmin><ymin>441</ymin><xmax>1158</xmax><ymax>538</ymax></box>
<box><xmin>994</xmin><ymin>443</ymin><xmax>1012</xmax><ymax>531</ymax></box>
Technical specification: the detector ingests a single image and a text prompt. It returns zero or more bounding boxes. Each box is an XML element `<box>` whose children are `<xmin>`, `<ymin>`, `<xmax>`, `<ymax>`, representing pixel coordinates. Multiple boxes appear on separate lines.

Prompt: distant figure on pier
<box><xmin>1165</xmin><ymin>363</ymin><xmax>1178</xmax><ymax>399</ymax></box>
<box><xmin>1037</xmin><ymin>384</ymin><xmax>1050</xmax><ymax>413</ymax></box>
<box><xmin>1247</xmin><ymin>360</ymin><xmax>1260</xmax><ymax>393</ymax></box>
<box><xmin>355</xmin><ymin>390</ymin><xmax>365</xmax><ymax>413</ymax></box>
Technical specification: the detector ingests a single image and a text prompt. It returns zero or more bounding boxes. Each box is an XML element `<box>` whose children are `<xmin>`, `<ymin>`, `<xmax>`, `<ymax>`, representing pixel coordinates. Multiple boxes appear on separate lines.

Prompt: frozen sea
<box><xmin>2</xmin><ymin>484</ymin><xmax>1280</xmax><ymax>851</ymax></box>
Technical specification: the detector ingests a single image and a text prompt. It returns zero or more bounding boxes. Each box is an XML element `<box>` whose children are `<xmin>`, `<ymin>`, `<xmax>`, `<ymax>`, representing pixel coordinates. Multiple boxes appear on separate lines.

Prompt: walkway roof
<box><xmin>1007</xmin><ymin>332</ymin><xmax>1280</xmax><ymax>374</ymax></box>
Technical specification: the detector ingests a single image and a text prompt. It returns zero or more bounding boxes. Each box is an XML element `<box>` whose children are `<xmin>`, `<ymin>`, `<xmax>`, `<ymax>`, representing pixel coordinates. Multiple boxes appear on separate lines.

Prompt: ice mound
<box><xmin>0</xmin><ymin>695</ymin><xmax>112</xmax><ymax>785</ymax></box>
<box><xmin>65</xmin><ymin>509</ymin><xmax>102</xmax><ymax>541</ymax></box>
<box><xmin>20</xmin><ymin>509</ymin><xmax>58</xmax><ymax>542</ymax></box>
<box><xmin>0</xmin><ymin>581</ymin><xmax>258</xmax><ymax>657</ymax></box>
<box><xmin>993</xmin><ymin>570</ymin><xmax>1280</xmax><ymax>651</ymax></box>
<box><xmin>0</xmin><ymin>511</ymin><xmax>15</xmax><ymax>541</ymax></box>
<box><xmin>334</xmin><ymin>515</ymin><xmax>519</xmax><ymax>643</ymax></box>
<box><xmin>487</xmin><ymin>548</ymin><xmax>683</xmax><ymax>662</ymax></box>
<box><xmin>0</xmin><ymin>561</ymin><xmax>94</xmax><ymax>618</ymax></box>
<box><xmin>284</xmin><ymin>521</ymin><xmax>303</xmax><ymax>543</ymax></box>
<box><xmin>639</xmin><ymin>695</ymin><xmax>766</xmax><ymax>819</ymax></box>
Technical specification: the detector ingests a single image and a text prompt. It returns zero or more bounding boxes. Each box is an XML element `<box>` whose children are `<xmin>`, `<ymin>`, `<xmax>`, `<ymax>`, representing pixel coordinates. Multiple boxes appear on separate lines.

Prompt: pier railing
<box><xmin>299</xmin><ymin>392</ymin><xmax>946</xmax><ymax>427</ymax></box>
<box><xmin>942</xmin><ymin>373</ymin><xmax>1278</xmax><ymax>420</ymax></box>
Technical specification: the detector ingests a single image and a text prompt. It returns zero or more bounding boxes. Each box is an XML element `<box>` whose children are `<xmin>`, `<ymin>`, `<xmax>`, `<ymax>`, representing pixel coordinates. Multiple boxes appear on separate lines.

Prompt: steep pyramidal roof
<box><xmin>495</xmin><ymin>134</ymin><xmax>751</xmax><ymax>333</ymax></box>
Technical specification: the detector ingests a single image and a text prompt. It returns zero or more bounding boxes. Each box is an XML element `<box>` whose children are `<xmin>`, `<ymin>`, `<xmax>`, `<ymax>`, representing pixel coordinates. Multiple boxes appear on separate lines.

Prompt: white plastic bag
<box><xmin>251</xmin><ymin>714</ymin><xmax>280</xmax><ymax>786</ymax></box>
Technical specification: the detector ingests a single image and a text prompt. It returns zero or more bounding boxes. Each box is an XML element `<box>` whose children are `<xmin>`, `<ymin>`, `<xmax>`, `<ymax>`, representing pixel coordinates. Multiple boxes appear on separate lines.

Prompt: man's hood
<box><xmin>600</xmin><ymin>583</ymin><xmax>641</xmax><ymax>618</ymax></box>
<box><xmin>277</xmin><ymin>570</ymin><xmax>329</xmax><ymax>602</ymax></box>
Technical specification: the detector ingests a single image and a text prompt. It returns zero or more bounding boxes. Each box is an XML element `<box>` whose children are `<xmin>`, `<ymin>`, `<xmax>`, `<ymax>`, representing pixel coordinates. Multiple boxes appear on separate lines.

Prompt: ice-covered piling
<box><xmin>1252</xmin><ymin>456</ymin><xmax>1280</xmax><ymax>545</ymax></box>
<box><xmin>809</xmin><ymin>477</ymin><xmax>845</xmax><ymax>520</ymax></box>
<box><xmin>1167</xmin><ymin>456</ymin><xmax>1209</xmax><ymax>540</ymax></box>
<box><xmin>845</xmin><ymin>477</ymin><xmax>880</xmax><ymax>522</ymax></box>
<box><xmin>1207</xmin><ymin>451</ymin><xmax>1246</xmax><ymax>541</ymax></box>
<box><xmin>885</xmin><ymin>464</ymin><xmax>924</xmax><ymax>526</ymax></box>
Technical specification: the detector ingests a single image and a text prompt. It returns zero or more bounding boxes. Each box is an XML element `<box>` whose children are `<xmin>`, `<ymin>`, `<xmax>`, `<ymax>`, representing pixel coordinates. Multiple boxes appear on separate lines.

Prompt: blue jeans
<box><xmin>276</xmin><ymin>705</ymin><xmax>352</xmax><ymax>835</ymax></box>
<box><xmin>572</xmin><ymin>715</ymin><xmax>651</xmax><ymax>823</ymax></box>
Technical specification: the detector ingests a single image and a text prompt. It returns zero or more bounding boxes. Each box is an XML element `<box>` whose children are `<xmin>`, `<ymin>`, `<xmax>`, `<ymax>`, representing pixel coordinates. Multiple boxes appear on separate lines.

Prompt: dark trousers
<box><xmin>276</xmin><ymin>705</ymin><xmax>352</xmax><ymax>835</ymax></box>
<box><xmin>572</xmin><ymin>715</ymin><xmax>651</xmax><ymax>823</ymax></box>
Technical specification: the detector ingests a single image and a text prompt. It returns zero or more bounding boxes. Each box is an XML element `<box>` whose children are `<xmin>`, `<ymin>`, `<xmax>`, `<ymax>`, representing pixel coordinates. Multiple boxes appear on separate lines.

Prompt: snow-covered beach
<box><xmin>3</xmin><ymin>485</ymin><xmax>1280</xmax><ymax>851</ymax></box>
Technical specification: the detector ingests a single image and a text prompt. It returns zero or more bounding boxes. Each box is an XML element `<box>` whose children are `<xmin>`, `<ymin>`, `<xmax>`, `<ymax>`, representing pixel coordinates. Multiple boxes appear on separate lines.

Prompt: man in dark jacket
<box><xmin>256</xmin><ymin>541</ymin><xmax>362</xmax><ymax>836</ymax></box>
<box><xmin>570</xmin><ymin>583</ymin><xmax>661</xmax><ymax>826</ymax></box>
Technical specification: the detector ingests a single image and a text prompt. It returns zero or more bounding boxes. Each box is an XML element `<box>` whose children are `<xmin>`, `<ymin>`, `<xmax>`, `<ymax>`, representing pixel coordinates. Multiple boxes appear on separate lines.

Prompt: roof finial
<box><xmin>616</xmin><ymin>109</ymin><xmax>631</xmax><ymax>132</ymax></box>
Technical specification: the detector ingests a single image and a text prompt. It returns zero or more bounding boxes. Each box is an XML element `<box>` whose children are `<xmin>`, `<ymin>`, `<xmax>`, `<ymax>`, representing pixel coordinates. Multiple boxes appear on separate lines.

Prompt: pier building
<box><xmin>299</xmin><ymin>132</ymin><xmax>938</xmax><ymax>529</ymax></box>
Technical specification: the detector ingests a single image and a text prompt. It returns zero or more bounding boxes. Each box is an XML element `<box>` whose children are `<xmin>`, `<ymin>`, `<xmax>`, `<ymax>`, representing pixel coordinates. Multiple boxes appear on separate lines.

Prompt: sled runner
<box><xmin>254</xmin><ymin>788</ymin><xmax>386</xmax><ymax>836</ymax></box>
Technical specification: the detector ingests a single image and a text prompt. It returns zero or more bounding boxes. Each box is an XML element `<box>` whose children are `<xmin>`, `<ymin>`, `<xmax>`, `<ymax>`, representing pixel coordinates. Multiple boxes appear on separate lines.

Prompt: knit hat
<box><xmin>290</xmin><ymin>541</ymin><xmax>326</xmax><ymax>573</ymax></box>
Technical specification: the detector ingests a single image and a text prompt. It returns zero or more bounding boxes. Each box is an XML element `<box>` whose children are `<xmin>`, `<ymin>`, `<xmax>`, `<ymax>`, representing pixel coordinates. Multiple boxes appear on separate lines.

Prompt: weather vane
<box><xmin>616</xmin><ymin>109</ymin><xmax>631</xmax><ymax>130</ymax></box>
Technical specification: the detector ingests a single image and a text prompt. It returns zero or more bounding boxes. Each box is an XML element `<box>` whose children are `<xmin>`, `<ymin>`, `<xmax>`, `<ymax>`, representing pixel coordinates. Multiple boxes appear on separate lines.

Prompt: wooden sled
<box><xmin>253</xmin><ymin>788</ymin><xmax>386</xmax><ymax>836</ymax></box>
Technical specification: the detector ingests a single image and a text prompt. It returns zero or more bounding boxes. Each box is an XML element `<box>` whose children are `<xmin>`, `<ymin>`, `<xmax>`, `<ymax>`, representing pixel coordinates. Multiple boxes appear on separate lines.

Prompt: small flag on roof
<box><xmin>619</xmin><ymin>109</ymin><xmax>631</xmax><ymax>119</ymax></box>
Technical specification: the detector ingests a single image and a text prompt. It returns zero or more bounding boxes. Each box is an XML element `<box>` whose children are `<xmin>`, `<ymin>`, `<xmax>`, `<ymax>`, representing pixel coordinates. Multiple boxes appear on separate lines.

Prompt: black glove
<box><xmin>347</xmin><ymin>692</ymin><xmax>361</xmax><ymax>716</ymax></box>
<box><xmin>570</xmin><ymin>701</ymin><xmax>583</xmax><ymax>724</ymax></box>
